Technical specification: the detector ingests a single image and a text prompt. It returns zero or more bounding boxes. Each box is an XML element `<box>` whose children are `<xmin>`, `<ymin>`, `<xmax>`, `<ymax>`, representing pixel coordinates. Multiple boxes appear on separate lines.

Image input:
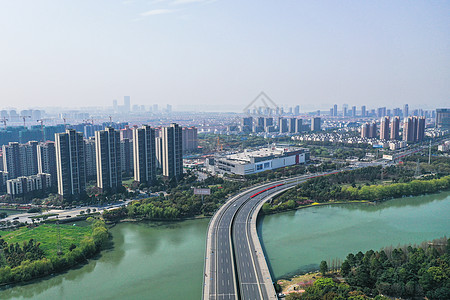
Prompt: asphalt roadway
<box><xmin>204</xmin><ymin>174</ymin><xmax>316</xmax><ymax>300</ymax></box>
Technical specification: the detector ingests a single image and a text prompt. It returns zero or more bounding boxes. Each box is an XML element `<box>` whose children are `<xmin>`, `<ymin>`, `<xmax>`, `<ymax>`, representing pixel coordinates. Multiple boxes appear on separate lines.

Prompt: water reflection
<box><xmin>0</xmin><ymin>259</ymin><xmax>98</xmax><ymax>299</ymax></box>
<box><xmin>260</xmin><ymin>191</ymin><xmax>450</xmax><ymax>279</ymax></box>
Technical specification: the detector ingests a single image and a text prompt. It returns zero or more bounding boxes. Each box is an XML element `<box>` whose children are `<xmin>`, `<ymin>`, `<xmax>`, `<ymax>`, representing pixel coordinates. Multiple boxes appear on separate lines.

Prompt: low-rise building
<box><xmin>207</xmin><ymin>146</ymin><xmax>309</xmax><ymax>175</ymax></box>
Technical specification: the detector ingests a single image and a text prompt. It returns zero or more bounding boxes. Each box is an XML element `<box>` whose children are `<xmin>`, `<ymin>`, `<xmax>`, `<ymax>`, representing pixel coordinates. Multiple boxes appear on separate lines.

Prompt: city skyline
<box><xmin>1</xmin><ymin>1</ymin><xmax>449</xmax><ymax>110</ymax></box>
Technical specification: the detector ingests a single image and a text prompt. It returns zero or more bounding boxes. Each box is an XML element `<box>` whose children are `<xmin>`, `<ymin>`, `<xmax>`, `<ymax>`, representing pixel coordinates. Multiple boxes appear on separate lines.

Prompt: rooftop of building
<box><xmin>221</xmin><ymin>146</ymin><xmax>305</xmax><ymax>164</ymax></box>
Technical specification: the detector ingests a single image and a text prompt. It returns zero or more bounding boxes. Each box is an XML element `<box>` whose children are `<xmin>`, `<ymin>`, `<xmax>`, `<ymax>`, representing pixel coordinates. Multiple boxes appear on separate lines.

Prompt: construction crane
<box><xmin>37</xmin><ymin>119</ymin><xmax>52</xmax><ymax>142</ymax></box>
<box><xmin>22</xmin><ymin>116</ymin><xmax>31</xmax><ymax>128</ymax></box>
<box><xmin>1</xmin><ymin>117</ymin><xmax>7</xmax><ymax>129</ymax></box>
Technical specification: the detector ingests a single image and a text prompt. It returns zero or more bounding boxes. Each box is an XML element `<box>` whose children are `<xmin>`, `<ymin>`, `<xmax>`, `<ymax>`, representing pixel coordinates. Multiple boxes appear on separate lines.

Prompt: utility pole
<box><xmin>428</xmin><ymin>140</ymin><xmax>432</xmax><ymax>165</ymax></box>
<box><xmin>56</xmin><ymin>219</ymin><xmax>62</xmax><ymax>255</ymax></box>
<box><xmin>414</xmin><ymin>159</ymin><xmax>421</xmax><ymax>177</ymax></box>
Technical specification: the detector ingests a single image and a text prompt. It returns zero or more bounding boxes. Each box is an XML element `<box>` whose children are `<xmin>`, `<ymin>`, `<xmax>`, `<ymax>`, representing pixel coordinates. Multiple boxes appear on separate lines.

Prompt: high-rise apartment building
<box><xmin>37</xmin><ymin>141</ymin><xmax>57</xmax><ymax>186</ymax></box>
<box><xmin>403</xmin><ymin>104</ymin><xmax>409</xmax><ymax>117</ymax></box>
<box><xmin>351</xmin><ymin>106</ymin><xmax>356</xmax><ymax>117</ymax></box>
<box><xmin>182</xmin><ymin>127</ymin><xmax>198</xmax><ymax>153</ymax></box>
<box><xmin>133</xmin><ymin>125</ymin><xmax>156</xmax><ymax>185</ymax></box>
<box><xmin>84</xmin><ymin>137</ymin><xmax>97</xmax><ymax>178</ymax></box>
<box><xmin>279</xmin><ymin>118</ymin><xmax>288</xmax><ymax>133</ymax></box>
<box><xmin>95</xmin><ymin>127</ymin><xmax>122</xmax><ymax>192</ymax></box>
<box><xmin>120</xmin><ymin>125</ymin><xmax>134</xmax><ymax>140</ymax></box>
<box><xmin>311</xmin><ymin>117</ymin><xmax>321</xmax><ymax>132</ymax></box>
<box><xmin>436</xmin><ymin>109</ymin><xmax>450</xmax><ymax>128</ymax></box>
<box><xmin>361</xmin><ymin>106</ymin><xmax>366</xmax><ymax>117</ymax></box>
<box><xmin>242</xmin><ymin>117</ymin><xmax>253</xmax><ymax>132</ymax></box>
<box><xmin>55</xmin><ymin>129</ymin><xmax>86</xmax><ymax>199</ymax></box>
<box><xmin>402</xmin><ymin>116</ymin><xmax>424</xmax><ymax>143</ymax></box>
<box><xmin>370</xmin><ymin>121</ymin><xmax>377</xmax><ymax>138</ymax></box>
<box><xmin>361</xmin><ymin>123</ymin><xmax>370</xmax><ymax>138</ymax></box>
<box><xmin>380</xmin><ymin>117</ymin><xmax>390</xmax><ymax>140</ymax></box>
<box><xmin>2</xmin><ymin>141</ymin><xmax>39</xmax><ymax>179</ymax></box>
<box><xmin>121</xmin><ymin>138</ymin><xmax>134</xmax><ymax>177</ymax></box>
<box><xmin>390</xmin><ymin>117</ymin><xmax>400</xmax><ymax>140</ymax></box>
<box><xmin>294</xmin><ymin>105</ymin><xmax>300</xmax><ymax>115</ymax></box>
<box><xmin>288</xmin><ymin>118</ymin><xmax>297</xmax><ymax>133</ymax></box>
<box><xmin>416</xmin><ymin>117</ymin><xmax>425</xmax><ymax>142</ymax></box>
<box><xmin>296</xmin><ymin>119</ymin><xmax>303</xmax><ymax>133</ymax></box>
<box><xmin>161</xmin><ymin>123</ymin><xmax>183</xmax><ymax>179</ymax></box>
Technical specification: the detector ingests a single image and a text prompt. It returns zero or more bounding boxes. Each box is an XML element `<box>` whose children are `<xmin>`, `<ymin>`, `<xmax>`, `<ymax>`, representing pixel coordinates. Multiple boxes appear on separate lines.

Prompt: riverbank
<box><xmin>0</xmin><ymin>218</ymin><xmax>108</xmax><ymax>286</ymax></box>
<box><xmin>263</xmin><ymin>173</ymin><xmax>450</xmax><ymax>215</ymax></box>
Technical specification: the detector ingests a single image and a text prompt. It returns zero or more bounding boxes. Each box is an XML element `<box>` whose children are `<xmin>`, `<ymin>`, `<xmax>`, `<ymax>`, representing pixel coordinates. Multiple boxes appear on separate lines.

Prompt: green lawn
<box><xmin>0</xmin><ymin>224</ymin><xmax>92</xmax><ymax>258</ymax></box>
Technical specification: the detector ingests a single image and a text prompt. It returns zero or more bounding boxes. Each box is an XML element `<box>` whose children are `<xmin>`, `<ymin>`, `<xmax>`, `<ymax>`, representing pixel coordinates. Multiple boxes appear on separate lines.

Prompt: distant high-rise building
<box><xmin>133</xmin><ymin>125</ymin><xmax>156</xmax><ymax>185</ymax></box>
<box><xmin>55</xmin><ymin>129</ymin><xmax>86</xmax><ymax>199</ymax></box>
<box><xmin>2</xmin><ymin>141</ymin><xmax>38</xmax><ymax>179</ymax></box>
<box><xmin>403</xmin><ymin>104</ymin><xmax>409</xmax><ymax>117</ymax></box>
<box><xmin>242</xmin><ymin>117</ymin><xmax>253</xmax><ymax>132</ymax></box>
<box><xmin>166</xmin><ymin>104</ymin><xmax>172</xmax><ymax>113</ymax></box>
<box><xmin>296</xmin><ymin>119</ymin><xmax>303</xmax><ymax>133</ymax></box>
<box><xmin>361</xmin><ymin>123</ymin><xmax>370</xmax><ymax>138</ymax></box>
<box><xmin>416</xmin><ymin>117</ymin><xmax>425</xmax><ymax>142</ymax></box>
<box><xmin>377</xmin><ymin>107</ymin><xmax>386</xmax><ymax>118</ymax></box>
<box><xmin>361</xmin><ymin>106</ymin><xmax>366</xmax><ymax>117</ymax></box>
<box><xmin>95</xmin><ymin>127</ymin><xmax>121</xmax><ymax>192</ymax></box>
<box><xmin>37</xmin><ymin>141</ymin><xmax>57</xmax><ymax>186</ymax></box>
<box><xmin>182</xmin><ymin>127</ymin><xmax>198</xmax><ymax>153</ymax></box>
<box><xmin>380</xmin><ymin>117</ymin><xmax>390</xmax><ymax>140</ymax></box>
<box><xmin>288</xmin><ymin>118</ymin><xmax>296</xmax><ymax>133</ymax></box>
<box><xmin>393</xmin><ymin>108</ymin><xmax>401</xmax><ymax>117</ymax></box>
<box><xmin>436</xmin><ymin>108</ymin><xmax>450</xmax><ymax>128</ymax></box>
<box><xmin>333</xmin><ymin>104</ymin><xmax>338</xmax><ymax>117</ymax></box>
<box><xmin>311</xmin><ymin>117</ymin><xmax>321</xmax><ymax>132</ymax></box>
<box><xmin>161</xmin><ymin>123</ymin><xmax>183</xmax><ymax>179</ymax></box>
<box><xmin>2</xmin><ymin>142</ymin><xmax>20</xmax><ymax>179</ymax></box>
<box><xmin>279</xmin><ymin>118</ymin><xmax>288</xmax><ymax>133</ymax></box>
<box><xmin>124</xmin><ymin>96</ymin><xmax>131</xmax><ymax>113</ymax></box>
<box><xmin>113</xmin><ymin>99</ymin><xmax>118</xmax><ymax>112</ymax></box>
<box><xmin>265</xmin><ymin>117</ymin><xmax>273</xmax><ymax>127</ymax></box>
<box><xmin>343</xmin><ymin>104</ymin><xmax>348</xmax><ymax>117</ymax></box>
<box><xmin>403</xmin><ymin>116</ymin><xmax>425</xmax><ymax>143</ymax></box>
<box><xmin>155</xmin><ymin>137</ymin><xmax>163</xmax><ymax>169</ymax></box>
<box><xmin>84</xmin><ymin>137</ymin><xmax>97</xmax><ymax>178</ymax></box>
<box><xmin>120</xmin><ymin>138</ymin><xmax>133</xmax><ymax>177</ymax></box>
<box><xmin>403</xmin><ymin>117</ymin><xmax>413</xmax><ymax>142</ymax></box>
<box><xmin>390</xmin><ymin>117</ymin><xmax>400</xmax><ymax>140</ymax></box>
<box><xmin>370</xmin><ymin>121</ymin><xmax>377</xmax><ymax>138</ymax></box>
<box><xmin>294</xmin><ymin>105</ymin><xmax>300</xmax><ymax>115</ymax></box>
<box><xmin>120</xmin><ymin>125</ymin><xmax>134</xmax><ymax>140</ymax></box>
<box><xmin>351</xmin><ymin>106</ymin><xmax>356</xmax><ymax>117</ymax></box>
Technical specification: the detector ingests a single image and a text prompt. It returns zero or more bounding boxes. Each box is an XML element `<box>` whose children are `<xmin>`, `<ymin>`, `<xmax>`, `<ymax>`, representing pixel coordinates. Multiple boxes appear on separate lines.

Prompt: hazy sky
<box><xmin>1</xmin><ymin>0</ymin><xmax>449</xmax><ymax>111</ymax></box>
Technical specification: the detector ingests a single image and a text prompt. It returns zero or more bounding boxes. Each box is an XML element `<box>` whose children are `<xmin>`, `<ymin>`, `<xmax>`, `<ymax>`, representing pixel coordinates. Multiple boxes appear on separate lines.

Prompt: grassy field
<box><xmin>0</xmin><ymin>224</ymin><xmax>92</xmax><ymax>258</ymax></box>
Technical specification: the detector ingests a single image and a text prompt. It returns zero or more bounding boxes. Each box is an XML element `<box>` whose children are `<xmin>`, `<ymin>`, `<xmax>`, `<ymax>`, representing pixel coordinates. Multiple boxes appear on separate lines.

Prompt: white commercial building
<box><xmin>207</xmin><ymin>147</ymin><xmax>309</xmax><ymax>176</ymax></box>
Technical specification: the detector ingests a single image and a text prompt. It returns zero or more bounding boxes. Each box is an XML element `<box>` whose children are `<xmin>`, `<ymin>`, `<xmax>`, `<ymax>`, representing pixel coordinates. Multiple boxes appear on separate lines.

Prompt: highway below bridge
<box><xmin>202</xmin><ymin>172</ymin><xmax>339</xmax><ymax>300</ymax></box>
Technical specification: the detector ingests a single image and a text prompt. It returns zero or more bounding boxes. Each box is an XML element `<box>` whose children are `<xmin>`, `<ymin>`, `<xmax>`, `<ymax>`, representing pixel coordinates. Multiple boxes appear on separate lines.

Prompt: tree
<box><xmin>320</xmin><ymin>260</ymin><xmax>328</xmax><ymax>276</ymax></box>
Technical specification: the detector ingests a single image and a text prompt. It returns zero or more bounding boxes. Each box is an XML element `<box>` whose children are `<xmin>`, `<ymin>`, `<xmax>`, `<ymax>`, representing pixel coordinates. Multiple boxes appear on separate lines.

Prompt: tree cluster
<box><xmin>268</xmin><ymin>165</ymin><xmax>450</xmax><ymax>213</ymax></box>
<box><xmin>341</xmin><ymin>238</ymin><xmax>450</xmax><ymax>299</ymax></box>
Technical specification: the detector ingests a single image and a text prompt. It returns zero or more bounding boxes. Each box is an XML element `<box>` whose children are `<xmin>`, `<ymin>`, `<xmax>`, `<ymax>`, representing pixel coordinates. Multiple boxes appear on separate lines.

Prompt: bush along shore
<box><xmin>264</xmin><ymin>165</ymin><xmax>450</xmax><ymax>214</ymax></box>
<box><xmin>0</xmin><ymin>218</ymin><xmax>108</xmax><ymax>285</ymax></box>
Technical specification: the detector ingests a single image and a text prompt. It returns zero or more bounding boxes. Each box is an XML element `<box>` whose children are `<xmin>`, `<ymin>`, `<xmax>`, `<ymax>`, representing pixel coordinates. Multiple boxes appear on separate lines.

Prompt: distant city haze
<box><xmin>1</xmin><ymin>1</ymin><xmax>449</xmax><ymax>111</ymax></box>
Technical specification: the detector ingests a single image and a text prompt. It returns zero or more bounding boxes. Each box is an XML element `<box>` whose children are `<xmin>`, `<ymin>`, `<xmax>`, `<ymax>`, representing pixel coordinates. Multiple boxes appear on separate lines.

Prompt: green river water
<box><xmin>1</xmin><ymin>191</ymin><xmax>449</xmax><ymax>299</ymax></box>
